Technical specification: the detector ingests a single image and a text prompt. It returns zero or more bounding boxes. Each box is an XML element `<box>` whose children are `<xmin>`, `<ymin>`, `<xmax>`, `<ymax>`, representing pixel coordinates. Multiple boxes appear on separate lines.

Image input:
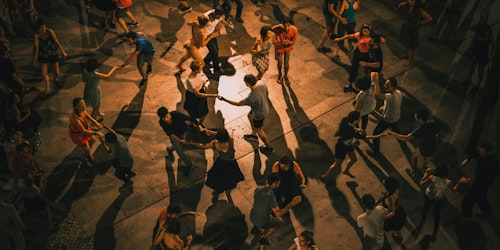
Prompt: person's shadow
<box><xmin>202</xmin><ymin>200</ymin><xmax>249</xmax><ymax>249</ymax></box>
<box><xmin>93</xmin><ymin>188</ymin><xmax>133</xmax><ymax>250</ymax></box>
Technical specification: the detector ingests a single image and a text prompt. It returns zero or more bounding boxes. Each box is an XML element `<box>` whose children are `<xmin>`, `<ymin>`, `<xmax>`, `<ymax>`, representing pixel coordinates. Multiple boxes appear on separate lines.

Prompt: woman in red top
<box><xmin>334</xmin><ymin>24</ymin><xmax>373</xmax><ymax>91</ymax></box>
<box><xmin>68</xmin><ymin>97</ymin><xmax>103</xmax><ymax>163</ymax></box>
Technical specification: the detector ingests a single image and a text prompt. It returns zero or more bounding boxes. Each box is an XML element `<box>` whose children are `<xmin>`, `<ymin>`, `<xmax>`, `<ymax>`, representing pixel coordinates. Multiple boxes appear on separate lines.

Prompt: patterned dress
<box><xmin>37</xmin><ymin>34</ymin><xmax>59</xmax><ymax>63</ymax></box>
<box><xmin>252</xmin><ymin>36</ymin><xmax>273</xmax><ymax>73</ymax></box>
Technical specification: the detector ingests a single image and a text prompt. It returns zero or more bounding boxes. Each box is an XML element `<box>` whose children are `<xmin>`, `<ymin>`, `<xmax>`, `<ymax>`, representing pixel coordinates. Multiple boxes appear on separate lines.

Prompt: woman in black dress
<box><xmin>191</xmin><ymin>128</ymin><xmax>244</xmax><ymax>204</ymax></box>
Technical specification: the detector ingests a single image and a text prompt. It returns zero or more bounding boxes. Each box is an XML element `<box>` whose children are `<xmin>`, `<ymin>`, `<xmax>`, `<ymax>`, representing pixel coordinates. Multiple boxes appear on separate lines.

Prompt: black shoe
<box><xmin>317</xmin><ymin>47</ymin><xmax>332</xmax><ymax>53</ymax></box>
<box><xmin>259</xmin><ymin>146</ymin><xmax>274</xmax><ymax>154</ymax></box>
<box><xmin>139</xmin><ymin>78</ymin><xmax>148</xmax><ymax>88</ymax></box>
<box><xmin>259</xmin><ymin>237</ymin><xmax>270</xmax><ymax>245</ymax></box>
<box><xmin>366</xmin><ymin>149</ymin><xmax>380</xmax><ymax>157</ymax></box>
<box><xmin>243</xmin><ymin>134</ymin><xmax>259</xmax><ymax>142</ymax></box>
<box><xmin>128</xmin><ymin>170</ymin><xmax>138</xmax><ymax>178</ymax></box>
<box><xmin>235</xmin><ymin>17</ymin><xmax>244</xmax><ymax>23</ymax></box>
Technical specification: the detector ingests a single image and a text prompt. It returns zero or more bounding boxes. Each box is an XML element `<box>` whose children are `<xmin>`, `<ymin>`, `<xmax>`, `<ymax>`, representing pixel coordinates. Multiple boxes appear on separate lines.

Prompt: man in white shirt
<box><xmin>203</xmin><ymin>7</ymin><xmax>224</xmax><ymax>74</ymax></box>
<box><xmin>357</xmin><ymin>194</ymin><xmax>388</xmax><ymax>250</ymax></box>
<box><xmin>367</xmin><ymin>72</ymin><xmax>402</xmax><ymax>157</ymax></box>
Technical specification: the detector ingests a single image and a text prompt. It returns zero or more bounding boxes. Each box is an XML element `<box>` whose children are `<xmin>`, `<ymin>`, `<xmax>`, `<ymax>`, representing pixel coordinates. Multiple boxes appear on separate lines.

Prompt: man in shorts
<box><xmin>113</xmin><ymin>0</ymin><xmax>139</xmax><ymax>36</ymax></box>
<box><xmin>317</xmin><ymin>0</ymin><xmax>347</xmax><ymax>53</ymax></box>
<box><xmin>250</xmin><ymin>173</ymin><xmax>301</xmax><ymax>245</ymax></box>
<box><xmin>121</xmin><ymin>31</ymin><xmax>155</xmax><ymax>87</ymax></box>
<box><xmin>218</xmin><ymin>74</ymin><xmax>274</xmax><ymax>154</ymax></box>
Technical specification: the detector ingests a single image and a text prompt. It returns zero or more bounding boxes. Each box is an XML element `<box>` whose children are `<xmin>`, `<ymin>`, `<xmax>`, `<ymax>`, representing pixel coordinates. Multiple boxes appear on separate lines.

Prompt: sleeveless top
<box><xmin>278</xmin><ymin>161</ymin><xmax>297</xmax><ymax>187</ymax></box>
<box><xmin>343</xmin><ymin>1</ymin><xmax>356</xmax><ymax>23</ymax></box>
<box><xmin>38</xmin><ymin>34</ymin><xmax>58</xmax><ymax>59</ymax></box>
<box><xmin>214</xmin><ymin>139</ymin><xmax>235</xmax><ymax>161</ymax></box>
<box><xmin>69</xmin><ymin>113</ymin><xmax>89</xmax><ymax>134</ymax></box>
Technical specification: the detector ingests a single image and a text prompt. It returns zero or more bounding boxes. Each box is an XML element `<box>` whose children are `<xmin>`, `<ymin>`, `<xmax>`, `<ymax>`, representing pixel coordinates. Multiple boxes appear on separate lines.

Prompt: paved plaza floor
<box><xmin>1</xmin><ymin>0</ymin><xmax>500</xmax><ymax>249</ymax></box>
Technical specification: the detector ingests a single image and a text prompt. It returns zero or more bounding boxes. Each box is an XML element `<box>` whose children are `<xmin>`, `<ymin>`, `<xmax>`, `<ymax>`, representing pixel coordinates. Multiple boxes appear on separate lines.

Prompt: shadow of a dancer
<box><xmin>143</xmin><ymin>7</ymin><xmax>183</xmax><ymax>58</ymax></box>
<box><xmin>202</xmin><ymin>200</ymin><xmax>249</xmax><ymax>249</ymax></box>
<box><xmin>93</xmin><ymin>188</ymin><xmax>133</xmax><ymax>250</ymax></box>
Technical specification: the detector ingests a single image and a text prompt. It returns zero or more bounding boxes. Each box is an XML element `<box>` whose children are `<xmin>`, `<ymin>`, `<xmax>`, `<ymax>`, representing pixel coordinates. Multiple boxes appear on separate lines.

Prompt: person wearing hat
<box><xmin>334</xmin><ymin>24</ymin><xmax>373</xmax><ymax>92</ymax></box>
<box><xmin>120</xmin><ymin>31</ymin><xmax>155</xmax><ymax>87</ymax></box>
<box><xmin>82</xmin><ymin>57</ymin><xmax>120</xmax><ymax>119</ymax></box>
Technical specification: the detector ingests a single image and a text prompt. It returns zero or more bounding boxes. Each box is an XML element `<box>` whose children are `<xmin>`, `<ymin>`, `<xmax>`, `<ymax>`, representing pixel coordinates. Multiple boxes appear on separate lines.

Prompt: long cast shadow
<box><xmin>202</xmin><ymin>201</ymin><xmax>249</xmax><ymax>249</ymax></box>
<box><xmin>93</xmin><ymin>189</ymin><xmax>133</xmax><ymax>250</ymax></box>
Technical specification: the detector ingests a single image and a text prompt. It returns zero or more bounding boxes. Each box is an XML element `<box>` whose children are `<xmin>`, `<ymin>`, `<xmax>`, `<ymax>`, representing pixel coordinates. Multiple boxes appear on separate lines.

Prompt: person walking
<box><xmin>251</xmin><ymin>25</ymin><xmax>273</xmax><ymax>80</ymax></box>
<box><xmin>32</xmin><ymin>19</ymin><xmax>68</xmax><ymax>96</ymax></box>
<box><xmin>203</xmin><ymin>7</ymin><xmax>224</xmax><ymax>75</ymax></box>
<box><xmin>191</xmin><ymin>128</ymin><xmax>244</xmax><ymax>204</ymax></box>
<box><xmin>82</xmin><ymin>57</ymin><xmax>120</xmax><ymax>119</ymax></box>
<box><xmin>322</xmin><ymin>111</ymin><xmax>381</xmax><ymax>179</ymax></box>
<box><xmin>183</xmin><ymin>61</ymin><xmax>218</xmax><ymax>125</ymax></box>
<box><xmin>388</xmin><ymin>108</ymin><xmax>439</xmax><ymax>177</ymax></box>
<box><xmin>418</xmin><ymin>165</ymin><xmax>452</xmax><ymax>237</ymax></box>
<box><xmin>102</xmin><ymin>124</ymin><xmax>138</xmax><ymax>190</ymax></box>
<box><xmin>272</xmin><ymin>154</ymin><xmax>306</xmax><ymax>208</ymax></box>
<box><xmin>456</xmin><ymin>143</ymin><xmax>498</xmax><ymax>217</ymax></box>
<box><xmin>250</xmin><ymin>173</ymin><xmax>301</xmax><ymax>245</ymax></box>
<box><xmin>121</xmin><ymin>31</ymin><xmax>155</xmax><ymax>87</ymax></box>
<box><xmin>68</xmin><ymin>98</ymin><xmax>104</xmax><ymax>165</ymax></box>
<box><xmin>272</xmin><ymin>17</ymin><xmax>298</xmax><ymax>85</ymax></box>
<box><xmin>218</xmin><ymin>74</ymin><xmax>274</xmax><ymax>154</ymax></box>
<box><xmin>366</xmin><ymin>72</ymin><xmax>402</xmax><ymax>157</ymax></box>
<box><xmin>357</xmin><ymin>194</ymin><xmax>388</xmax><ymax>250</ymax></box>
<box><xmin>317</xmin><ymin>0</ymin><xmax>346</xmax><ymax>53</ymax></box>
<box><xmin>398</xmin><ymin>0</ymin><xmax>432</xmax><ymax>66</ymax></box>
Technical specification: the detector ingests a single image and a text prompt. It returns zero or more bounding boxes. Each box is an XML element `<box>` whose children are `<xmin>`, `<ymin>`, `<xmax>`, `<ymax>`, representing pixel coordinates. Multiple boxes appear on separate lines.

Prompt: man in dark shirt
<box><xmin>0</xmin><ymin>42</ymin><xmax>28</xmax><ymax>99</ymax></box>
<box><xmin>121</xmin><ymin>31</ymin><xmax>156</xmax><ymax>87</ymax></box>
<box><xmin>361</xmin><ymin>34</ymin><xmax>383</xmax><ymax>73</ymax></box>
<box><xmin>458</xmin><ymin>143</ymin><xmax>498</xmax><ymax>217</ymax></box>
<box><xmin>157</xmin><ymin>106</ymin><xmax>213</xmax><ymax>176</ymax></box>
<box><xmin>389</xmin><ymin>108</ymin><xmax>439</xmax><ymax>176</ymax></box>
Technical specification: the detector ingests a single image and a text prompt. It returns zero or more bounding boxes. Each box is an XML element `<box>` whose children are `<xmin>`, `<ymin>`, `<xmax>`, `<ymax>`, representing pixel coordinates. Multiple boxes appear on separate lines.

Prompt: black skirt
<box><xmin>205</xmin><ymin>158</ymin><xmax>244</xmax><ymax>193</ymax></box>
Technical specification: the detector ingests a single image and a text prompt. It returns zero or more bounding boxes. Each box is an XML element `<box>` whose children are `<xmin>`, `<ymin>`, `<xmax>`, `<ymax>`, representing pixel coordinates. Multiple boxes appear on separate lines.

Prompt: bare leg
<box><xmin>323</xmin><ymin>158</ymin><xmax>345</xmax><ymax>178</ymax></box>
<box><xmin>117</xmin><ymin>18</ymin><xmax>129</xmax><ymax>34</ymax></box>
<box><xmin>40</xmin><ymin>63</ymin><xmax>50</xmax><ymax>94</ymax></box>
<box><xmin>342</xmin><ymin>151</ymin><xmax>357</xmax><ymax>177</ymax></box>
<box><xmin>125</xmin><ymin>10</ymin><xmax>137</xmax><ymax>23</ymax></box>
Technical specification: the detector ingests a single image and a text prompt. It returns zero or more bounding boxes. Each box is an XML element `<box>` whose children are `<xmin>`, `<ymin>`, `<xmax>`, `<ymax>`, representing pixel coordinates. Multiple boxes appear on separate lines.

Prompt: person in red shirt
<box><xmin>113</xmin><ymin>0</ymin><xmax>139</xmax><ymax>36</ymax></box>
<box><xmin>271</xmin><ymin>18</ymin><xmax>298</xmax><ymax>85</ymax></box>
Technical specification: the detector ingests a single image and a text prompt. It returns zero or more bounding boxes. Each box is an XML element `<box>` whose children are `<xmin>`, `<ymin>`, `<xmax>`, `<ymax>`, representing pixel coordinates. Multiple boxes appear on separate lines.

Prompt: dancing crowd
<box><xmin>0</xmin><ymin>0</ymin><xmax>498</xmax><ymax>249</ymax></box>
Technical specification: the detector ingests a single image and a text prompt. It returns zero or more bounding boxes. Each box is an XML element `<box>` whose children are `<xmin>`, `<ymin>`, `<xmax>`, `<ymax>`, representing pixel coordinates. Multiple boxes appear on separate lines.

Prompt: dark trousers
<box><xmin>219</xmin><ymin>0</ymin><xmax>243</xmax><ymax>18</ymax></box>
<box><xmin>461</xmin><ymin>183</ymin><xmax>492</xmax><ymax>217</ymax></box>
<box><xmin>420</xmin><ymin>195</ymin><xmax>444</xmax><ymax>232</ymax></box>
<box><xmin>204</xmin><ymin>38</ymin><xmax>220</xmax><ymax>71</ymax></box>
<box><xmin>372</xmin><ymin>120</ymin><xmax>400</xmax><ymax>153</ymax></box>
<box><xmin>349</xmin><ymin>49</ymin><xmax>371</xmax><ymax>83</ymax></box>
<box><xmin>361</xmin><ymin>115</ymin><xmax>369</xmax><ymax>131</ymax></box>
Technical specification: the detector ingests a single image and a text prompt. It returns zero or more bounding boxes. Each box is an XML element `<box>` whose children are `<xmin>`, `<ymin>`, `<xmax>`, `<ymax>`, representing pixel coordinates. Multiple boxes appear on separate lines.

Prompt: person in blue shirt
<box><xmin>120</xmin><ymin>31</ymin><xmax>155</xmax><ymax>87</ymax></box>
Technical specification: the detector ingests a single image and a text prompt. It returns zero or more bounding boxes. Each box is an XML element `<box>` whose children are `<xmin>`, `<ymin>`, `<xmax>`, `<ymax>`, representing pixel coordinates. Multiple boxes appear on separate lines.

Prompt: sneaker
<box><xmin>235</xmin><ymin>17</ymin><xmax>244</xmax><ymax>23</ymax></box>
<box><xmin>176</xmin><ymin>65</ymin><xmax>186</xmax><ymax>72</ymax></box>
<box><xmin>130</xmin><ymin>22</ymin><xmax>139</xmax><ymax>27</ymax></box>
<box><xmin>179</xmin><ymin>6</ymin><xmax>192</xmax><ymax>13</ymax></box>
<box><xmin>243</xmin><ymin>134</ymin><xmax>259</xmax><ymax>142</ymax></box>
<box><xmin>259</xmin><ymin>237</ymin><xmax>270</xmax><ymax>245</ymax></box>
<box><xmin>128</xmin><ymin>170</ymin><xmax>138</xmax><ymax>178</ymax></box>
<box><xmin>317</xmin><ymin>47</ymin><xmax>332</xmax><ymax>53</ymax></box>
<box><xmin>259</xmin><ymin>146</ymin><xmax>275</xmax><ymax>154</ymax></box>
<box><xmin>366</xmin><ymin>149</ymin><xmax>380</xmax><ymax>157</ymax></box>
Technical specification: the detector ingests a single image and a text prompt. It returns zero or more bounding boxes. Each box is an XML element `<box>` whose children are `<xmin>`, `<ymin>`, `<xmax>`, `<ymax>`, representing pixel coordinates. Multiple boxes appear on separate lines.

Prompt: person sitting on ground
<box><xmin>154</xmin><ymin>218</ymin><xmax>193</xmax><ymax>250</ymax></box>
<box><xmin>250</xmin><ymin>173</ymin><xmax>301</xmax><ymax>245</ymax></box>
<box><xmin>272</xmin><ymin>153</ymin><xmax>306</xmax><ymax>208</ymax></box>
<box><xmin>288</xmin><ymin>230</ymin><xmax>319</xmax><ymax>250</ymax></box>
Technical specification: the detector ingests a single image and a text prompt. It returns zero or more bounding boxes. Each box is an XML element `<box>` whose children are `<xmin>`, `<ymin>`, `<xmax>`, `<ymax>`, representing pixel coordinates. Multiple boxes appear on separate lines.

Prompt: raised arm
<box><xmin>371</xmin><ymin>72</ymin><xmax>385</xmax><ymax>100</ymax></box>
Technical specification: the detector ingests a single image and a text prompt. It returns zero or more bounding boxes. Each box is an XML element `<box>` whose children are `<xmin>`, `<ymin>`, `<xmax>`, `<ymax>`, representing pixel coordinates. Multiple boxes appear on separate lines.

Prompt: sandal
<box><xmin>283</xmin><ymin>76</ymin><xmax>290</xmax><ymax>85</ymax></box>
<box><xmin>277</xmin><ymin>76</ymin><xmax>283</xmax><ymax>84</ymax></box>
